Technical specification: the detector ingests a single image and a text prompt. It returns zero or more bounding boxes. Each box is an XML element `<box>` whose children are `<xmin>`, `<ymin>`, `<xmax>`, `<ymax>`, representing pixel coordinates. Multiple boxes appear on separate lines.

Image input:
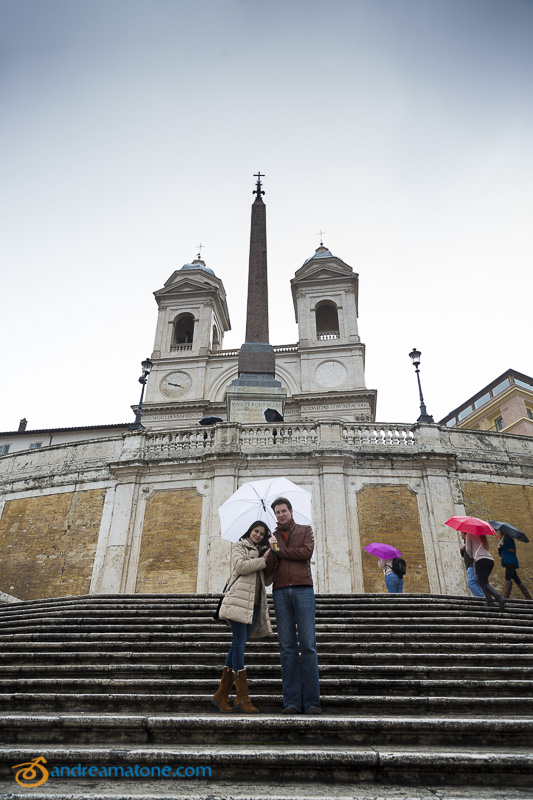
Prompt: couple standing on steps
<box><xmin>212</xmin><ymin>497</ymin><xmax>322</xmax><ymax>716</ymax></box>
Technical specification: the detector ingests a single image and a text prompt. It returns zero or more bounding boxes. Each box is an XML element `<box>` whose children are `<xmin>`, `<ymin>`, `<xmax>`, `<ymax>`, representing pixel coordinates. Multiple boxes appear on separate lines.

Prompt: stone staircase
<box><xmin>1</xmin><ymin>592</ymin><xmax>533</xmax><ymax>799</ymax></box>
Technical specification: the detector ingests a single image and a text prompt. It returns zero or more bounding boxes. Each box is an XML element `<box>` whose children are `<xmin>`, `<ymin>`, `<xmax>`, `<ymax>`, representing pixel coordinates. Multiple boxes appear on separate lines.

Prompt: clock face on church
<box><xmin>315</xmin><ymin>360</ymin><xmax>347</xmax><ymax>389</ymax></box>
<box><xmin>159</xmin><ymin>371</ymin><xmax>193</xmax><ymax>399</ymax></box>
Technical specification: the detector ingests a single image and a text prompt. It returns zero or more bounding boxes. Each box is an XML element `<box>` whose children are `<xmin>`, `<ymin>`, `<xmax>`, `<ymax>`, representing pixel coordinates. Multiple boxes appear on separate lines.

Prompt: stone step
<box><xmin>1</xmin><ymin>743</ymin><xmax>532</xmax><ymax>787</ymax></box>
<box><xmin>3</xmin><ymin>692</ymin><xmax>533</xmax><ymax>714</ymax></box>
<box><xmin>2</xmin><ymin>650</ymin><xmax>532</xmax><ymax>667</ymax></box>
<box><xmin>1</xmin><ymin>785</ymin><xmax>532</xmax><ymax>800</ymax></box>
<box><xmin>3</xmin><ymin>632</ymin><xmax>532</xmax><ymax>651</ymax></box>
<box><xmin>3</xmin><ymin>624</ymin><xmax>532</xmax><ymax>643</ymax></box>
<box><xmin>2</xmin><ymin>661</ymin><xmax>533</xmax><ymax>679</ymax></box>
<box><xmin>1</xmin><ymin>677</ymin><xmax>531</xmax><ymax>697</ymax></box>
<box><xmin>2</xmin><ymin>592</ymin><xmax>532</xmax><ymax>794</ymax></box>
<box><xmin>1</xmin><ymin>607</ymin><xmax>531</xmax><ymax>622</ymax></box>
<box><xmin>4</xmin><ymin>612</ymin><xmax>533</xmax><ymax>640</ymax></box>
<box><xmin>3</xmin><ymin>712</ymin><xmax>533</xmax><ymax>748</ymax></box>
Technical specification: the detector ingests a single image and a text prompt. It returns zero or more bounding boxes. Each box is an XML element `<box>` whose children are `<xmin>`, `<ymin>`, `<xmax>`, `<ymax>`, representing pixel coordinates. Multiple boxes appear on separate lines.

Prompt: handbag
<box><xmin>213</xmin><ymin>576</ymin><xmax>239</xmax><ymax>621</ymax></box>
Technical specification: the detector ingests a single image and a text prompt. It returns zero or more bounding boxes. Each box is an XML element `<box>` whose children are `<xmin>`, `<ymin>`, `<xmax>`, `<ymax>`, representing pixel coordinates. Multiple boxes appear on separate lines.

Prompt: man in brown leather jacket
<box><xmin>265</xmin><ymin>497</ymin><xmax>322</xmax><ymax>714</ymax></box>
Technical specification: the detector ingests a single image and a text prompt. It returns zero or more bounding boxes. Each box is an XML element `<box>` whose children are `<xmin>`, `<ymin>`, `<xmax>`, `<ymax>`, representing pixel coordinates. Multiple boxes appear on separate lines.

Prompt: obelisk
<box><xmin>226</xmin><ymin>173</ymin><xmax>286</xmax><ymax>423</ymax></box>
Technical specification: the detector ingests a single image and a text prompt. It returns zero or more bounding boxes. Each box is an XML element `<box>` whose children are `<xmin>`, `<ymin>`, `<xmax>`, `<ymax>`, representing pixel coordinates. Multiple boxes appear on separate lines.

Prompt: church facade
<box><xmin>1</xmin><ymin>183</ymin><xmax>533</xmax><ymax>603</ymax></box>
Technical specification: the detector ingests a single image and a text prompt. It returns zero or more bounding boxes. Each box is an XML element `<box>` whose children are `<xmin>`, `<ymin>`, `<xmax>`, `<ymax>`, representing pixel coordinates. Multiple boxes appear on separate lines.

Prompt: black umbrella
<box><xmin>264</xmin><ymin>408</ymin><xmax>284</xmax><ymax>422</ymax></box>
<box><xmin>489</xmin><ymin>521</ymin><xmax>530</xmax><ymax>544</ymax></box>
<box><xmin>199</xmin><ymin>416</ymin><xmax>223</xmax><ymax>426</ymax></box>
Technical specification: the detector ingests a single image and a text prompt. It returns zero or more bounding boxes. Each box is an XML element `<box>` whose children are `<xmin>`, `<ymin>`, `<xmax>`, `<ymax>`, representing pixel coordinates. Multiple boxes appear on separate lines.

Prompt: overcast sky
<box><xmin>1</xmin><ymin>0</ymin><xmax>532</xmax><ymax>432</ymax></box>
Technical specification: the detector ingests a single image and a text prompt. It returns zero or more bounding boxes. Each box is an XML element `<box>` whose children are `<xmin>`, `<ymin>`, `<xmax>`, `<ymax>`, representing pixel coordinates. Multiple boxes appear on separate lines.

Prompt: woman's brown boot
<box><xmin>519</xmin><ymin>583</ymin><xmax>533</xmax><ymax>600</ymax></box>
<box><xmin>503</xmin><ymin>580</ymin><xmax>513</xmax><ymax>598</ymax></box>
<box><xmin>211</xmin><ymin>667</ymin><xmax>235</xmax><ymax>712</ymax></box>
<box><xmin>234</xmin><ymin>669</ymin><xmax>259</xmax><ymax>713</ymax></box>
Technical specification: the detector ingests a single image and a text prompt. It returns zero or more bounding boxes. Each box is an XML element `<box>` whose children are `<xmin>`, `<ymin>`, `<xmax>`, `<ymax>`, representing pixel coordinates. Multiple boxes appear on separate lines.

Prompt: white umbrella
<box><xmin>218</xmin><ymin>477</ymin><xmax>312</xmax><ymax>543</ymax></box>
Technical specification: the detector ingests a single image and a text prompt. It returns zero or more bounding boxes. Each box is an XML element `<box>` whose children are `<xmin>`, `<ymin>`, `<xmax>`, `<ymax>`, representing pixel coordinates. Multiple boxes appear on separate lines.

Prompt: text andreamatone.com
<box><xmin>51</xmin><ymin>764</ymin><xmax>212</xmax><ymax>778</ymax></box>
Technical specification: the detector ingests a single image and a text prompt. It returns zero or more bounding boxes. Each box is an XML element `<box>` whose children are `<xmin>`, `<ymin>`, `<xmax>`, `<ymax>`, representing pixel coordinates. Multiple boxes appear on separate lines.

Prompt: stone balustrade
<box><xmin>169</xmin><ymin>344</ymin><xmax>192</xmax><ymax>352</ymax></box>
<box><xmin>209</xmin><ymin>343</ymin><xmax>299</xmax><ymax>357</ymax></box>
<box><xmin>143</xmin><ymin>428</ymin><xmax>215</xmax><ymax>457</ymax></box>
<box><xmin>343</xmin><ymin>424</ymin><xmax>416</xmax><ymax>447</ymax></box>
<box><xmin>141</xmin><ymin>422</ymin><xmax>416</xmax><ymax>456</ymax></box>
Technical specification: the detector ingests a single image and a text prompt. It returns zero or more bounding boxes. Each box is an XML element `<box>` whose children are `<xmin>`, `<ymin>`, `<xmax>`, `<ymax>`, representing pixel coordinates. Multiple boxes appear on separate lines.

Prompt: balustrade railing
<box><xmin>343</xmin><ymin>424</ymin><xmax>416</xmax><ymax>447</ymax></box>
<box><xmin>142</xmin><ymin>421</ymin><xmax>416</xmax><ymax>458</ymax></box>
<box><xmin>210</xmin><ymin>344</ymin><xmax>298</xmax><ymax>357</ymax></box>
<box><xmin>170</xmin><ymin>344</ymin><xmax>193</xmax><ymax>352</ymax></box>
<box><xmin>240</xmin><ymin>424</ymin><xmax>318</xmax><ymax>448</ymax></box>
<box><xmin>144</xmin><ymin>429</ymin><xmax>215</xmax><ymax>457</ymax></box>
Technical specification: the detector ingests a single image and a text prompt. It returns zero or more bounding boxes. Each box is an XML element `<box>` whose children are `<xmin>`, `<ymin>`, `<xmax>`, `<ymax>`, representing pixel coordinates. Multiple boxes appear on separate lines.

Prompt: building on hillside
<box><xmin>1</xmin><ymin>178</ymin><xmax>533</xmax><ymax>604</ymax></box>
<box><xmin>439</xmin><ymin>369</ymin><xmax>533</xmax><ymax>437</ymax></box>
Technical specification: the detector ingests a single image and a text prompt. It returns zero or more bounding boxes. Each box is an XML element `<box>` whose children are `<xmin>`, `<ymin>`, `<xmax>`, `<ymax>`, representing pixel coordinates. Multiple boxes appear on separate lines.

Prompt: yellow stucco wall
<box><xmin>0</xmin><ymin>490</ymin><xmax>105</xmax><ymax>600</ymax></box>
<box><xmin>357</xmin><ymin>485</ymin><xmax>430</xmax><ymax>593</ymax></box>
<box><xmin>462</xmin><ymin>481</ymin><xmax>533</xmax><ymax>594</ymax></box>
<box><xmin>135</xmin><ymin>488</ymin><xmax>202</xmax><ymax>593</ymax></box>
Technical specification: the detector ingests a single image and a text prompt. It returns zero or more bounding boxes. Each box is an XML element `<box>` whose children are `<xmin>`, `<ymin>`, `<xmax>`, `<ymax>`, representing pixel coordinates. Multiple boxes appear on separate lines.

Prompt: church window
<box><xmin>315</xmin><ymin>301</ymin><xmax>340</xmax><ymax>340</ymax></box>
<box><xmin>173</xmin><ymin>314</ymin><xmax>195</xmax><ymax>347</ymax></box>
<box><xmin>212</xmin><ymin>326</ymin><xmax>220</xmax><ymax>351</ymax></box>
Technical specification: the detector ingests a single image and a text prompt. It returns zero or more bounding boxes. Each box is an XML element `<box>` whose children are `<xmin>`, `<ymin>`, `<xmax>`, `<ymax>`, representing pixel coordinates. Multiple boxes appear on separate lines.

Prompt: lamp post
<box><xmin>128</xmin><ymin>358</ymin><xmax>154</xmax><ymax>432</ymax></box>
<box><xmin>409</xmin><ymin>348</ymin><xmax>434</xmax><ymax>423</ymax></box>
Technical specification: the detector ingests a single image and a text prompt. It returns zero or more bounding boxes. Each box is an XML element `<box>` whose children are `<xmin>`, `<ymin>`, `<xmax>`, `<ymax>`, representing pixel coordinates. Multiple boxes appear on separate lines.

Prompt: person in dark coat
<box><xmin>498</xmin><ymin>533</ymin><xmax>532</xmax><ymax>600</ymax></box>
<box><xmin>264</xmin><ymin>497</ymin><xmax>322</xmax><ymax>715</ymax></box>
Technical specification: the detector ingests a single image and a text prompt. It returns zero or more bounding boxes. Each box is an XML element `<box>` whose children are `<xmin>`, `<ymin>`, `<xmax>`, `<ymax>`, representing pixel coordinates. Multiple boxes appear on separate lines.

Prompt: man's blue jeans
<box><xmin>224</xmin><ymin>605</ymin><xmax>259</xmax><ymax>673</ymax></box>
<box><xmin>273</xmin><ymin>585</ymin><xmax>321</xmax><ymax>712</ymax></box>
<box><xmin>385</xmin><ymin>572</ymin><xmax>404</xmax><ymax>593</ymax></box>
<box><xmin>467</xmin><ymin>566</ymin><xmax>484</xmax><ymax>598</ymax></box>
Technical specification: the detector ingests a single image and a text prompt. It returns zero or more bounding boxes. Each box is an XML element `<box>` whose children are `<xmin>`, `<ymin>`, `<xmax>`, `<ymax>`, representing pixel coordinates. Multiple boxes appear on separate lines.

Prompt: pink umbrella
<box><xmin>364</xmin><ymin>542</ymin><xmax>402</xmax><ymax>560</ymax></box>
<box><xmin>445</xmin><ymin>516</ymin><xmax>497</xmax><ymax>536</ymax></box>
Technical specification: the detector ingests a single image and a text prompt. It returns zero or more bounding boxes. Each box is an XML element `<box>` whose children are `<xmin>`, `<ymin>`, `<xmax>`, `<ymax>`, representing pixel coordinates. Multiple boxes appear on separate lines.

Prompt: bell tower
<box><xmin>141</xmin><ymin>257</ymin><xmax>231</xmax><ymax>420</ymax></box>
<box><xmin>289</xmin><ymin>243</ymin><xmax>375</xmax><ymax>418</ymax></box>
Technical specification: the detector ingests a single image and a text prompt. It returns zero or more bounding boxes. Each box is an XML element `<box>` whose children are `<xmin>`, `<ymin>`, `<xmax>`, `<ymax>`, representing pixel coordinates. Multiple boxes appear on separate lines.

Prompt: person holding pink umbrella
<box><xmin>446</xmin><ymin>516</ymin><xmax>505</xmax><ymax>611</ymax></box>
<box><xmin>365</xmin><ymin>543</ymin><xmax>406</xmax><ymax>594</ymax></box>
<box><xmin>462</xmin><ymin>532</ymin><xmax>505</xmax><ymax>610</ymax></box>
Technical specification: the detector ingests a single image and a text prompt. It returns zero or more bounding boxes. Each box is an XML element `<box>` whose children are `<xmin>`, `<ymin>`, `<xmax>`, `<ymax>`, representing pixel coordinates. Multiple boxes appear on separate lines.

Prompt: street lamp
<box><xmin>409</xmin><ymin>348</ymin><xmax>434</xmax><ymax>423</ymax></box>
<box><xmin>128</xmin><ymin>357</ymin><xmax>154</xmax><ymax>432</ymax></box>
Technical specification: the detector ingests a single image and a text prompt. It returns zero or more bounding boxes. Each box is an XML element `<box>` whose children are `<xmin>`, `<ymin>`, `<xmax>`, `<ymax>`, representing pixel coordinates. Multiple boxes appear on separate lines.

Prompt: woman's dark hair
<box><xmin>241</xmin><ymin>520</ymin><xmax>270</xmax><ymax>552</ymax></box>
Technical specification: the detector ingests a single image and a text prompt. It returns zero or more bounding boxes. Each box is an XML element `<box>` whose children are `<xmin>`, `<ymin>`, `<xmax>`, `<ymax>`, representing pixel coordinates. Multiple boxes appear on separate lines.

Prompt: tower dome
<box><xmin>302</xmin><ymin>244</ymin><xmax>335</xmax><ymax>265</ymax></box>
<box><xmin>180</xmin><ymin>258</ymin><xmax>216</xmax><ymax>276</ymax></box>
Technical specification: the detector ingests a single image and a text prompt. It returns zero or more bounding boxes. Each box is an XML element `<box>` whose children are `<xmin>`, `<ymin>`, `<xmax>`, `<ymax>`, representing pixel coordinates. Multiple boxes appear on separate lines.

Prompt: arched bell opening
<box><xmin>315</xmin><ymin>301</ymin><xmax>340</xmax><ymax>340</ymax></box>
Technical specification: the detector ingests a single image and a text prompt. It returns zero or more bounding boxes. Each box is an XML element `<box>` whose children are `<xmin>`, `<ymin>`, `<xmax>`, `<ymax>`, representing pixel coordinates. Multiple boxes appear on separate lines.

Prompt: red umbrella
<box><xmin>445</xmin><ymin>516</ymin><xmax>497</xmax><ymax>536</ymax></box>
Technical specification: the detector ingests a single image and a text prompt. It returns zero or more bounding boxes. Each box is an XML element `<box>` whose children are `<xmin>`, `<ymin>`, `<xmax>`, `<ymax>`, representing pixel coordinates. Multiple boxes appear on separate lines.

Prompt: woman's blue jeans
<box><xmin>224</xmin><ymin>605</ymin><xmax>259</xmax><ymax>673</ymax></box>
<box><xmin>467</xmin><ymin>565</ymin><xmax>484</xmax><ymax>597</ymax></box>
<box><xmin>385</xmin><ymin>572</ymin><xmax>404</xmax><ymax>593</ymax></box>
<box><xmin>273</xmin><ymin>585</ymin><xmax>321</xmax><ymax>712</ymax></box>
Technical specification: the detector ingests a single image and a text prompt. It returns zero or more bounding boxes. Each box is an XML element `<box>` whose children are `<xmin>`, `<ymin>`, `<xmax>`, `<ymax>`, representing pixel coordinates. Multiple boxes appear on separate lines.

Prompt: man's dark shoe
<box><xmin>281</xmin><ymin>706</ymin><xmax>300</xmax><ymax>714</ymax></box>
<box><xmin>306</xmin><ymin>707</ymin><xmax>323</xmax><ymax>715</ymax></box>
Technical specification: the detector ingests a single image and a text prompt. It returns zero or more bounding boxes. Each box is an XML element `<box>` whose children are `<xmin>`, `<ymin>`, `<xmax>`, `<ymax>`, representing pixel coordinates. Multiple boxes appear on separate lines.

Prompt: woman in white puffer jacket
<box><xmin>212</xmin><ymin>521</ymin><xmax>272</xmax><ymax>713</ymax></box>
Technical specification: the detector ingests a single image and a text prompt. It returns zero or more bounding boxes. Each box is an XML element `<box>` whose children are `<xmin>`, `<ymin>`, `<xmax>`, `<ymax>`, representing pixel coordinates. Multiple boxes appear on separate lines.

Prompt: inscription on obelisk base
<box><xmin>226</xmin><ymin>382</ymin><xmax>286</xmax><ymax>423</ymax></box>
